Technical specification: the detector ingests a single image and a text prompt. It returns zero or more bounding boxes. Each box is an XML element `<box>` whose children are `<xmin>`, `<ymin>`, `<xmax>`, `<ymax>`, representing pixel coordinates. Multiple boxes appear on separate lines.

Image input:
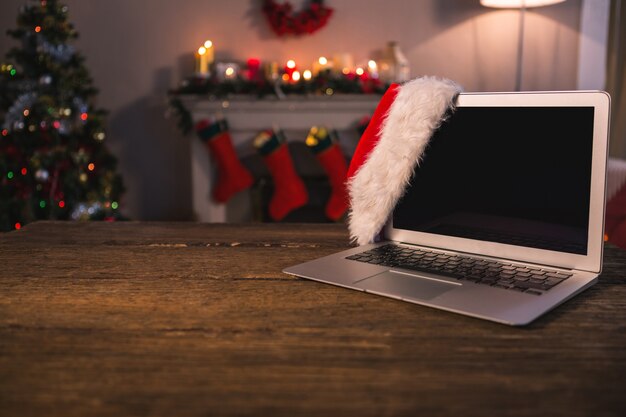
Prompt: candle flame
<box><xmin>318</xmin><ymin>56</ymin><xmax>328</xmax><ymax>65</ymax></box>
<box><xmin>204</xmin><ymin>40</ymin><xmax>213</xmax><ymax>48</ymax></box>
<box><xmin>303</xmin><ymin>70</ymin><xmax>312</xmax><ymax>80</ymax></box>
<box><xmin>198</xmin><ymin>46</ymin><xmax>207</xmax><ymax>55</ymax></box>
<box><xmin>286</xmin><ymin>60</ymin><xmax>296</xmax><ymax>69</ymax></box>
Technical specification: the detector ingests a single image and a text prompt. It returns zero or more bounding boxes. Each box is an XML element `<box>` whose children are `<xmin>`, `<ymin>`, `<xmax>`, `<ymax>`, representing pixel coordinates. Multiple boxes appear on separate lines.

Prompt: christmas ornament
<box><xmin>2</xmin><ymin>92</ymin><xmax>38</xmax><ymax>132</ymax></box>
<box><xmin>262</xmin><ymin>0</ymin><xmax>333</xmax><ymax>37</ymax></box>
<box><xmin>70</xmin><ymin>201</ymin><xmax>104</xmax><ymax>220</ymax></box>
<box><xmin>58</xmin><ymin>119</ymin><xmax>71</xmax><ymax>135</ymax></box>
<box><xmin>346</xmin><ymin>76</ymin><xmax>463</xmax><ymax>245</ymax></box>
<box><xmin>195</xmin><ymin>118</ymin><xmax>254</xmax><ymax>203</ymax></box>
<box><xmin>72</xmin><ymin>97</ymin><xmax>88</xmax><ymax>115</ymax></box>
<box><xmin>35</xmin><ymin>169</ymin><xmax>50</xmax><ymax>182</ymax></box>
<box><xmin>39</xmin><ymin>39</ymin><xmax>75</xmax><ymax>63</ymax></box>
<box><xmin>254</xmin><ymin>129</ymin><xmax>308</xmax><ymax>221</ymax></box>
<box><xmin>93</xmin><ymin>130</ymin><xmax>106</xmax><ymax>141</ymax></box>
<box><xmin>306</xmin><ymin>126</ymin><xmax>349</xmax><ymax>221</ymax></box>
<box><xmin>39</xmin><ymin>74</ymin><xmax>52</xmax><ymax>85</ymax></box>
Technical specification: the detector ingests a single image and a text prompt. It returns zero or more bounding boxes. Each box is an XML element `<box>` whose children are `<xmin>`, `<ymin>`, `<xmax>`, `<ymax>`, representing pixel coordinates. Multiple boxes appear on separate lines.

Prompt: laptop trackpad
<box><xmin>356</xmin><ymin>270</ymin><xmax>459</xmax><ymax>301</ymax></box>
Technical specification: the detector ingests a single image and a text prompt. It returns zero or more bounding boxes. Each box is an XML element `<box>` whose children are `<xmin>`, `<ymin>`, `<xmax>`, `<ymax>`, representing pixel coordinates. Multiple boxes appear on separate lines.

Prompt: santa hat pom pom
<box><xmin>347</xmin><ymin>76</ymin><xmax>463</xmax><ymax>245</ymax></box>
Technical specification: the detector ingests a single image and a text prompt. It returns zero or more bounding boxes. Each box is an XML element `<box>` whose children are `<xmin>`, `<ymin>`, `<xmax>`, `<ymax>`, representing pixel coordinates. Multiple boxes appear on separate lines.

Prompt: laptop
<box><xmin>283</xmin><ymin>91</ymin><xmax>611</xmax><ymax>326</ymax></box>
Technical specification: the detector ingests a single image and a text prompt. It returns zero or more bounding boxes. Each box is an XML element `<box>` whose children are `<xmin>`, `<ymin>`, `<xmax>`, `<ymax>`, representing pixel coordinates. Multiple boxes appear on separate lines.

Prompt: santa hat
<box><xmin>347</xmin><ymin>76</ymin><xmax>463</xmax><ymax>245</ymax></box>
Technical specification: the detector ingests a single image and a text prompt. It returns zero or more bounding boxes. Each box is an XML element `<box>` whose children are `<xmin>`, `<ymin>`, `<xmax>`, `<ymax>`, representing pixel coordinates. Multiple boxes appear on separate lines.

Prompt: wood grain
<box><xmin>0</xmin><ymin>221</ymin><xmax>625</xmax><ymax>417</ymax></box>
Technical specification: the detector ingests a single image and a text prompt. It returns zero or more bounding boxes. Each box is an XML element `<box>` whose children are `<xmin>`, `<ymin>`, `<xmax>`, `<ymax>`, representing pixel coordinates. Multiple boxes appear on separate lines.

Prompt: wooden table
<box><xmin>1</xmin><ymin>221</ymin><xmax>625</xmax><ymax>417</ymax></box>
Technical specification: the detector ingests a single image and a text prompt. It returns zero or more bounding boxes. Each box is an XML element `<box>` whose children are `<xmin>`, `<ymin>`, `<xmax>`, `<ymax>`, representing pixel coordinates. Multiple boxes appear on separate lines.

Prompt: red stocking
<box><xmin>255</xmin><ymin>130</ymin><xmax>308</xmax><ymax>221</ymax></box>
<box><xmin>306</xmin><ymin>127</ymin><xmax>349</xmax><ymax>220</ymax></box>
<box><xmin>195</xmin><ymin>119</ymin><xmax>254</xmax><ymax>203</ymax></box>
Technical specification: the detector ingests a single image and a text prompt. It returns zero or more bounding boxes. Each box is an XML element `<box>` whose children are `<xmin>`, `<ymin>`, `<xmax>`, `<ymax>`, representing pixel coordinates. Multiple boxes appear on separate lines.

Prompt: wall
<box><xmin>0</xmin><ymin>0</ymin><xmax>582</xmax><ymax>221</ymax></box>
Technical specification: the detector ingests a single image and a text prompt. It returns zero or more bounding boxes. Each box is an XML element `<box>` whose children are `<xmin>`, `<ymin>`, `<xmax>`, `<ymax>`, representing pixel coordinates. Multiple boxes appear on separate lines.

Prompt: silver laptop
<box><xmin>284</xmin><ymin>91</ymin><xmax>611</xmax><ymax>326</ymax></box>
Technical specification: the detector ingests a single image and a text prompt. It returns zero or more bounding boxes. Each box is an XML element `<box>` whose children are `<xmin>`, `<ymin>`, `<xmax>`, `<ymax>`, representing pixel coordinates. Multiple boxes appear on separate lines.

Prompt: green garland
<box><xmin>168</xmin><ymin>70</ymin><xmax>388</xmax><ymax>135</ymax></box>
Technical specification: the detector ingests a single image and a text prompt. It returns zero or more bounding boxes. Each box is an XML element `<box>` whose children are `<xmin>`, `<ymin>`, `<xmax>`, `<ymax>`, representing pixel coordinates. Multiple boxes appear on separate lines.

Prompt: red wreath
<box><xmin>263</xmin><ymin>0</ymin><xmax>333</xmax><ymax>36</ymax></box>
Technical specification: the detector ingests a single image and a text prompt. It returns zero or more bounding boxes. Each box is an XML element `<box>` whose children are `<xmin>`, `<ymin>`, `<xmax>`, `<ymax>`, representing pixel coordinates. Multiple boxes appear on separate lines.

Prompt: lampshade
<box><xmin>480</xmin><ymin>0</ymin><xmax>565</xmax><ymax>7</ymax></box>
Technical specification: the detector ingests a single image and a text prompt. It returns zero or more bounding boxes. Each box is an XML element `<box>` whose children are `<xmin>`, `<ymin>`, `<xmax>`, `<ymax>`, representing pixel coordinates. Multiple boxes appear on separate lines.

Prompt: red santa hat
<box><xmin>347</xmin><ymin>76</ymin><xmax>463</xmax><ymax>245</ymax></box>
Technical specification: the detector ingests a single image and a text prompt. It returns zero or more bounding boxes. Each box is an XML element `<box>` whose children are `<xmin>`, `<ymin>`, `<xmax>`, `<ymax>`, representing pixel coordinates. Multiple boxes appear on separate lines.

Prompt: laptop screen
<box><xmin>393</xmin><ymin>106</ymin><xmax>595</xmax><ymax>255</ymax></box>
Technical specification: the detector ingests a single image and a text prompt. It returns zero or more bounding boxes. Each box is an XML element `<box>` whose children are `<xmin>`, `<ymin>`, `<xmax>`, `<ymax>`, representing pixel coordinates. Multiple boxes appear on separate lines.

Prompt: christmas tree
<box><xmin>0</xmin><ymin>0</ymin><xmax>124</xmax><ymax>232</ymax></box>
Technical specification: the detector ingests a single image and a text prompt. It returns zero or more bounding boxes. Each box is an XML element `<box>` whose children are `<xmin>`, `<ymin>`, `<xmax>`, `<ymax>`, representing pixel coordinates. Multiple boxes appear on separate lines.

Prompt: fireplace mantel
<box><xmin>179</xmin><ymin>95</ymin><xmax>381</xmax><ymax>222</ymax></box>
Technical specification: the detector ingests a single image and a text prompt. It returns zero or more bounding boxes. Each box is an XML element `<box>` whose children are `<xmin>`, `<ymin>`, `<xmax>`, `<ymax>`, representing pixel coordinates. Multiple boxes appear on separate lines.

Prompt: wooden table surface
<box><xmin>1</xmin><ymin>221</ymin><xmax>625</xmax><ymax>417</ymax></box>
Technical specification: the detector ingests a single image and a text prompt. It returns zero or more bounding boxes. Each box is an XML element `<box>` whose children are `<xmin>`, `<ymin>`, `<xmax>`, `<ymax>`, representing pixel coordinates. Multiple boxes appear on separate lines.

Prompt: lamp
<box><xmin>480</xmin><ymin>0</ymin><xmax>566</xmax><ymax>91</ymax></box>
<box><xmin>481</xmin><ymin>0</ymin><xmax>565</xmax><ymax>6</ymax></box>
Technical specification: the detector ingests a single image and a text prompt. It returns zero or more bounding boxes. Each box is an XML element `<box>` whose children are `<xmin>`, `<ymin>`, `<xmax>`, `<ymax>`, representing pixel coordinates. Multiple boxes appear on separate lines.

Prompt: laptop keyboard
<box><xmin>346</xmin><ymin>244</ymin><xmax>573</xmax><ymax>296</ymax></box>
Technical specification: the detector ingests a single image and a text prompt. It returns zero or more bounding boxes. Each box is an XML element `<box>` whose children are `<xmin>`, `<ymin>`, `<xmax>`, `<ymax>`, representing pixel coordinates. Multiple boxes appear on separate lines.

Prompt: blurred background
<box><xmin>0</xmin><ymin>0</ymin><xmax>624</xmax><ymax>232</ymax></box>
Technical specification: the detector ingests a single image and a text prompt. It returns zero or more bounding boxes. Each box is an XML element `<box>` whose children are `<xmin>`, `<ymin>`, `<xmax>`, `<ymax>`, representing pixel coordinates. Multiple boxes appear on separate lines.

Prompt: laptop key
<box><xmin>493</xmin><ymin>284</ymin><xmax>511</xmax><ymax>289</ymax></box>
<box><xmin>544</xmin><ymin>278</ymin><xmax>563</xmax><ymax>287</ymax></box>
<box><xmin>347</xmin><ymin>246</ymin><xmax>574</xmax><ymax>295</ymax></box>
<box><xmin>515</xmin><ymin>281</ymin><xmax>551</xmax><ymax>291</ymax></box>
<box><xmin>546</xmin><ymin>272</ymin><xmax>571</xmax><ymax>279</ymax></box>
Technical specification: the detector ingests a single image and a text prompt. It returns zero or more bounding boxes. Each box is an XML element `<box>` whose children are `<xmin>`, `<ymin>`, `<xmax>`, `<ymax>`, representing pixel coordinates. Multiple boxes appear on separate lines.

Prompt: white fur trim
<box><xmin>348</xmin><ymin>76</ymin><xmax>463</xmax><ymax>245</ymax></box>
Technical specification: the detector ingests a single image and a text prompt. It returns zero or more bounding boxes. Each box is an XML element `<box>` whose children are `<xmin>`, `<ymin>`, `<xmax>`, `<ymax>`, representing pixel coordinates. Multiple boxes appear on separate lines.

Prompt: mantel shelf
<box><xmin>177</xmin><ymin>94</ymin><xmax>382</xmax><ymax>124</ymax></box>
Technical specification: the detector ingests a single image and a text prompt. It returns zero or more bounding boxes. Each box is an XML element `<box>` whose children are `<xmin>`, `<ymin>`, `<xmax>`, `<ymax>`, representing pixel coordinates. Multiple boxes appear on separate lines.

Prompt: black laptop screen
<box><xmin>393</xmin><ymin>106</ymin><xmax>594</xmax><ymax>255</ymax></box>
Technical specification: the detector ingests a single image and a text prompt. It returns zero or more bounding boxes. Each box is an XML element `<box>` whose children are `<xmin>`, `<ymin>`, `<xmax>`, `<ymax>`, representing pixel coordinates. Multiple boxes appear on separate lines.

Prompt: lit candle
<box><xmin>356</xmin><ymin>67</ymin><xmax>370</xmax><ymax>81</ymax></box>
<box><xmin>195</xmin><ymin>46</ymin><xmax>209</xmax><ymax>76</ymax></box>
<box><xmin>247</xmin><ymin>58</ymin><xmax>261</xmax><ymax>81</ymax></box>
<box><xmin>367</xmin><ymin>60</ymin><xmax>378</xmax><ymax>78</ymax></box>
<box><xmin>216</xmin><ymin>62</ymin><xmax>240</xmax><ymax>81</ymax></box>
<box><xmin>224</xmin><ymin>66</ymin><xmax>236</xmax><ymax>79</ymax></box>
<box><xmin>303</xmin><ymin>70</ymin><xmax>312</xmax><ymax>81</ymax></box>
<box><xmin>284</xmin><ymin>59</ymin><xmax>297</xmax><ymax>80</ymax></box>
<box><xmin>203</xmin><ymin>40</ymin><xmax>214</xmax><ymax>65</ymax></box>
<box><xmin>313</xmin><ymin>56</ymin><xmax>330</xmax><ymax>76</ymax></box>
<box><xmin>264</xmin><ymin>61</ymin><xmax>279</xmax><ymax>81</ymax></box>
